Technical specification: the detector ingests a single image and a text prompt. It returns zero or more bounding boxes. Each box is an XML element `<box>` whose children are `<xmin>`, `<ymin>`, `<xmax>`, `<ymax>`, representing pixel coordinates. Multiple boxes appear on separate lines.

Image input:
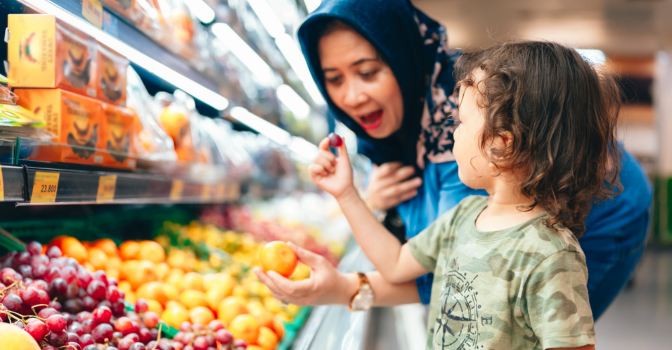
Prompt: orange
<box><xmin>120</xmin><ymin>260</ymin><xmax>139</xmax><ymax>280</ymax></box>
<box><xmin>128</xmin><ymin>261</ymin><xmax>158</xmax><ymax>289</ymax></box>
<box><xmin>61</xmin><ymin>237</ymin><xmax>89</xmax><ymax>263</ymax></box>
<box><xmin>120</xmin><ymin>241</ymin><xmax>140</xmax><ymax>260</ymax></box>
<box><xmin>165</xmin><ymin>273</ymin><xmax>184</xmax><ymax>291</ymax></box>
<box><xmin>178</xmin><ymin>290</ymin><xmax>207</xmax><ymax>309</ymax></box>
<box><xmin>232</xmin><ymin>285</ymin><xmax>247</xmax><ymax>299</ymax></box>
<box><xmin>118</xmin><ymin>281</ymin><xmax>132</xmax><ymax>294</ymax></box>
<box><xmin>189</xmin><ymin>306</ymin><xmax>215</xmax><ymax>325</ymax></box>
<box><xmin>0</xmin><ymin>322</ymin><xmax>41</xmax><ymax>350</ymax></box>
<box><xmin>50</xmin><ymin>236</ymin><xmax>67</xmax><ymax>249</ymax></box>
<box><xmin>256</xmin><ymin>326</ymin><xmax>279</xmax><ymax>350</ymax></box>
<box><xmin>125</xmin><ymin>290</ymin><xmax>137</xmax><ymax>304</ymax></box>
<box><xmin>146</xmin><ymin>299</ymin><xmax>164</xmax><ymax>314</ymax></box>
<box><xmin>106</xmin><ymin>268</ymin><xmax>120</xmax><ymax>280</ymax></box>
<box><xmin>165</xmin><ymin>301</ymin><xmax>185</xmax><ymax>310</ymax></box>
<box><xmin>93</xmin><ymin>238</ymin><xmax>119</xmax><ymax>257</ymax></box>
<box><xmin>167</xmin><ymin>252</ymin><xmax>190</xmax><ymax>272</ymax></box>
<box><xmin>272</xmin><ymin>317</ymin><xmax>285</xmax><ymax>339</ymax></box>
<box><xmin>206</xmin><ymin>274</ymin><xmax>235</xmax><ymax>293</ymax></box>
<box><xmin>206</xmin><ymin>285</ymin><xmax>230</xmax><ymax>310</ymax></box>
<box><xmin>249</xmin><ymin>307</ymin><xmax>274</xmax><ymax>329</ymax></box>
<box><xmin>107</xmin><ymin>256</ymin><xmax>122</xmax><ymax>270</ymax></box>
<box><xmin>88</xmin><ymin>247</ymin><xmax>108</xmax><ymax>271</ymax></box>
<box><xmin>136</xmin><ymin>282</ymin><xmax>168</xmax><ymax>305</ymax></box>
<box><xmin>139</xmin><ymin>241</ymin><xmax>166</xmax><ymax>263</ymax></box>
<box><xmin>217</xmin><ymin>296</ymin><xmax>248</xmax><ymax>325</ymax></box>
<box><xmin>259</xmin><ymin>241</ymin><xmax>297</xmax><ymax>278</ymax></box>
<box><xmin>155</xmin><ymin>263</ymin><xmax>170</xmax><ymax>281</ymax></box>
<box><xmin>163</xmin><ymin>284</ymin><xmax>179</xmax><ymax>301</ymax></box>
<box><xmin>161</xmin><ymin>306</ymin><xmax>189</xmax><ymax>328</ymax></box>
<box><xmin>228</xmin><ymin>314</ymin><xmax>260</xmax><ymax>345</ymax></box>
<box><xmin>181</xmin><ymin>272</ymin><xmax>204</xmax><ymax>292</ymax></box>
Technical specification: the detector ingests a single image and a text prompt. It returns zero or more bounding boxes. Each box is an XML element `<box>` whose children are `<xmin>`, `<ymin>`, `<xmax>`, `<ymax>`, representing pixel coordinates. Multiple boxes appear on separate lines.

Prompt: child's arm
<box><xmin>310</xmin><ymin>138</ymin><xmax>429</xmax><ymax>284</ymax></box>
<box><xmin>550</xmin><ymin>347</ymin><xmax>594</xmax><ymax>350</ymax></box>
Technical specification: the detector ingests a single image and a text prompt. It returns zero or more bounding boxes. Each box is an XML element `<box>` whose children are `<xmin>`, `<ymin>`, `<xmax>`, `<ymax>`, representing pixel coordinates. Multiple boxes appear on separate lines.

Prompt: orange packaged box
<box><xmin>7</xmin><ymin>14</ymin><xmax>97</xmax><ymax>97</ymax></box>
<box><xmin>100</xmin><ymin>103</ymin><xmax>137</xmax><ymax>169</ymax></box>
<box><xmin>97</xmin><ymin>43</ymin><xmax>128</xmax><ymax>106</ymax></box>
<box><xmin>14</xmin><ymin>88</ymin><xmax>104</xmax><ymax>165</ymax></box>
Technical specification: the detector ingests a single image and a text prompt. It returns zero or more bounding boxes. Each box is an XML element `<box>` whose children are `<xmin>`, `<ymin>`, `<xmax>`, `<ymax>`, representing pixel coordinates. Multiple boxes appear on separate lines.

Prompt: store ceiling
<box><xmin>412</xmin><ymin>0</ymin><xmax>669</xmax><ymax>56</ymax></box>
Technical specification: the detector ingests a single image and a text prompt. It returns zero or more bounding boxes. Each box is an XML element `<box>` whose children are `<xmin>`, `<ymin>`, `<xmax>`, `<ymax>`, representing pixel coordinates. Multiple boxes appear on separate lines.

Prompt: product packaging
<box><xmin>14</xmin><ymin>88</ymin><xmax>104</xmax><ymax>165</ymax></box>
<box><xmin>97</xmin><ymin>43</ymin><xmax>128</xmax><ymax>106</ymax></box>
<box><xmin>7</xmin><ymin>15</ymin><xmax>97</xmax><ymax>97</ymax></box>
<box><xmin>100</xmin><ymin>103</ymin><xmax>137</xmax><ymax>169</ymax></box>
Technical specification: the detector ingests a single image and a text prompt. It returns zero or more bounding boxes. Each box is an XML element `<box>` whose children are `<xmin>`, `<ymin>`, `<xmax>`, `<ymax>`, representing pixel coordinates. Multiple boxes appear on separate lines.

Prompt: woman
<box><xmin>256</xmin><ymin>0</ymin><xmax>652</xmax><ymax>320</ymax></box>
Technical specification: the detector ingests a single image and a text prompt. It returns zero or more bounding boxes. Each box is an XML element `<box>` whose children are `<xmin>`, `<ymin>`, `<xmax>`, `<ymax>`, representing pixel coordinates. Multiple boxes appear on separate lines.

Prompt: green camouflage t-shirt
<box><xmin>408</xmin><ymin>196</ymin><xmax>595</xmax><ymax>350</ymax></box>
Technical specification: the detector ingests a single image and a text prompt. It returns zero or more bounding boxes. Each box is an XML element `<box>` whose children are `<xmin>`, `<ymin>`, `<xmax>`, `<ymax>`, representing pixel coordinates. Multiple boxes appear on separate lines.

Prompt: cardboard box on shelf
<box><xmin>7</xmin><ymin>14</ymin><xmax>97</xmax><ymax>97</ymax></box>
<box><xmin>14</xmin><ymin>88</ymin><xmax>104</xmax><ymax>166</ymax></box>
<box><xmin>100</xmin><ymin>103</ymin><xmax>137</xmax><ymax>169</ymax></box>
<box><xmin>97</xmin><ymin>43</ymin><xmax>128</xmax><ymax>106</ymax></box>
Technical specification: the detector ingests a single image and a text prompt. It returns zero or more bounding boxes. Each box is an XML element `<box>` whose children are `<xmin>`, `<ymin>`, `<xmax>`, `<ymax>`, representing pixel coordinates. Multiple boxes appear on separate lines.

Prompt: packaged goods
<box><xmin>97</xmin><ymin>43</ymin><xmax>129</xmax><ymax>106</ymax></box>
<box><xmin>15</xmin><ymin>88</ymin><xmax>104</xmax><ymax>165</ymax></box>
<box><xmin>7</xmin><ymin>15</ymin><xmax>97</xmax><ymax>97</ymax></box>
<box><xmin>100</xmin><ymin>103</ymin><xmax>137</xmax><ymax>169</ymax></box>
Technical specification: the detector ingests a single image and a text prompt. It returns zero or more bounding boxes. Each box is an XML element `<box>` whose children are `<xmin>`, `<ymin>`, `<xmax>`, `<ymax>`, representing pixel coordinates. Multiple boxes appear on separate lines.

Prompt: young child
<box><xmin>293</xmin><ymin>41</ymin><xmax>620</xmax><ymax>350</ymax></box>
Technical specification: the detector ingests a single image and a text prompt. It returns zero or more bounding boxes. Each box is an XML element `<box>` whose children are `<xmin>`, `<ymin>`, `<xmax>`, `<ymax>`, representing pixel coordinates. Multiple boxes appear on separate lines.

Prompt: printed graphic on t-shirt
<box><xmin>434</xmin><ymin>259</ymin><xmax>480</xmax><ymax>349</ymax></box>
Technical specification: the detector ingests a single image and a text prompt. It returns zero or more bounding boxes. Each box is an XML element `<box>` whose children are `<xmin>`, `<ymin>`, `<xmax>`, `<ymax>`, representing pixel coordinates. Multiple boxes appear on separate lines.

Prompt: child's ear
<box><xmin>490</xmin><ymin>131</ymin><xmax>514</xmax><ymax>167</ymax></box>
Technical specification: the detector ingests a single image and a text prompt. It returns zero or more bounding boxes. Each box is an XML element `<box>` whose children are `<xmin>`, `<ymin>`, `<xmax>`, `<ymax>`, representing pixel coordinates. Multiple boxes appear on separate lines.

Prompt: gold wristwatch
<box><xmin>348</xmin><ymin>272</ymin><xmax>375</xmax><ymax>311</ymax></box>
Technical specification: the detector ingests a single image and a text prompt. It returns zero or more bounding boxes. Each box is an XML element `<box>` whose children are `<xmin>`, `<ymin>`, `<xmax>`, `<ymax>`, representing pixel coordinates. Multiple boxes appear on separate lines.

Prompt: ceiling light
<box><xmin>303</xmin><ymin>0</ymin><xmax>321</xmax><ymax>13</ymax></box>
<box><xmin>20</xmin><ymin>0</ymin><xmax>229</xmax><ymax>110</ymax></box>
<box><xmin>246</xmin><ymin>0</ymin><xmax>285</xmax><ymax>38</ymax></box>
<box><xmin>277</xmin><ymin>84</ymin><xmax>310</xmax><ymax>120</ymax></box>
<box><xmin>211</xmin><ymin>23</ymin><xmax>276</xmax><ymax>86</ymax></box>
<box><xmin>184</xmin><ymin>0</ymin><xmax>216</xmax><ymax>24</ymax></box>
<box><xmin>288</xmin><ymin>137</ymin><xmax>319</xmax><ymax>163</ymax></box>
<box><xmin>230</xmin><ymin>107</ymin><xmax>291</xmax><ymax>145</ymax></box>
<box><xmin>275</xmin><ymin>34</ymin><xmax>326</xmax><ymax>106</ymax></box>
<box><xmin>576</xmin><ymin>49</ymin><xmax>606</xmax><ymax>65</ymax></box>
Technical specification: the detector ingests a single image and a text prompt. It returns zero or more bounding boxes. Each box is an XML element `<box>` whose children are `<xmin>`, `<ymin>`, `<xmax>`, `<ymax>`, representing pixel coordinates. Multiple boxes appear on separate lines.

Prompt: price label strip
<box><xmin>31</xmin><ymin>172</ymin><xmax>60</xmax><ymax>203</ymax></box>
<box><xmin>96</xmin><ymin>175</ymin><xmax>117</xmax><ymax>203</ymax></box>
<box><xmin>170</xmin><ymin>180</ymin><xmax>184</xmax><ymax>201</ymax></box>
<box><xmin>82</xmin><ymin>0</ymin><xmax>104</xmax><ymax>28</ymax></box>
<box><xmin>0</xmin><ymin>167</ymin><xmax>4</xmax><ymax>201</ymax></box>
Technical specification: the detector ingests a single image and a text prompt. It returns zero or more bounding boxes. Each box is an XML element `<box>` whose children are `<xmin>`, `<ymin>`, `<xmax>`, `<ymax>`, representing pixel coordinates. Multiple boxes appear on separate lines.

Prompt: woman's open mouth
<box><xmin>359</xmin><ymin>110</ymin><xmax>383</xmax><ymax>130</ymax></box>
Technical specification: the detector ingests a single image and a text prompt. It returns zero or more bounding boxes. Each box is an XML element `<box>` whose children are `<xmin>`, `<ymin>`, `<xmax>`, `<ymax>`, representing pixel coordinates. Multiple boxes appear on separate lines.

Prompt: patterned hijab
<box><xmin>298</xmin><ymin>0</ymin><xmax>458</xmax><ymax>169</ymax></box>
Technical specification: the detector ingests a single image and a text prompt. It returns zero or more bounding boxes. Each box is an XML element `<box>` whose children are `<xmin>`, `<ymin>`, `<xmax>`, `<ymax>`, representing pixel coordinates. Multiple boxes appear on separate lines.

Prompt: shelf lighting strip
<box><xmin>19</xmin><ymin>0</ymin><xmax>229</xmax><ymax>111</ymax></box>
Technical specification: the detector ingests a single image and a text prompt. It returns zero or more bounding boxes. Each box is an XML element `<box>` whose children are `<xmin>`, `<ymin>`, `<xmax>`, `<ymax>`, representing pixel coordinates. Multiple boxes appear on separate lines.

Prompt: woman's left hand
<box><xmin>253</xmin><ymin>242</ymin><xmax>357</xmax><ymax>306</ymax></box>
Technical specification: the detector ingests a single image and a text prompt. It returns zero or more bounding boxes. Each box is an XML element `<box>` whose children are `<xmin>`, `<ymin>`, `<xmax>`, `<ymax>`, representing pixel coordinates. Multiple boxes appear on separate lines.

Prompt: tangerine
<box><xmin>128</xmin><ymin>261</ymin><xmax>158</xmax><ymax>289</ymax></box>
<box><xmin>119</xmin><ymin>241</ymin><xmax>140</xmax><ymax>260</ymax></box>
<box><xmin>93</xmin><ymin>238</ymin><xmax>119</xmax><ymax>257</ymax></box>
<box><xmin>61</xmin><ymin>237</ymin><xmax>88</xmax><ymax>263</ymax></box>
<box><xmin>259</xmin><ymin>241</ymin><xmax>298</xmax><ymax>278</ymax></box>
<box><xmin>139</xmin><ymin>241</ymin><xmax>166</xmax><ymax>263</ymax></box>
<box><xmin>181</xmin><ymin>272</ymin><xmax>204</xmax><ymax>292</ymax></box>
<box><xmin>137</xmin><ymin>282</ymin><xmax>168</xmax><ymax>305</ymax></box>
<box><xmin>228</xmin><ymin>314</ymin><xmax>260</xmax><ymax>345</ymax></box>
<box><xmin>161</xmin><ymin>306</ymin><xmax>189</xmax><ymax>328</ymax></box>
<box><xmin>146</xmin><ymin>299</ymin><xmax>164</xmax><ymax>314</ymax></box>
<box><xmin>272</xmin><ymin>317</ymin><xmax>285</xmax><ymax>340</ymax></box>
<box><xmin>163</xmin><ymin>284</ymin><xmax>179</xmax><ymax>301</ymax></box>
<box><xmin>257</xmin><ymin>326</ymin><xmax>279</xmax><ymax>350</ymax></box>
<box><xmin>217</xmin><ymin>296</ymin><xmax>248</xmax><ymax>325</ymax></box>
<box><xmin>250</xmin><ymin>307</ymin><xmax>274</xmax><ymax>329</ymax></box>
<box><xmin>178</xmin><ymin>290</ymin><xmax>208</xmax><ymax>309</ymax></box>
<box><xmin>189</xmin><ymin>306</ymin><xmax>215</xmax><ymax>325</ymax></box>
<box><xmin>206</xmin><ymin>285</ymin><xmax>230</xmax><ymax>310</ymax></box>
<box><xmin>88</xmin><ymin>247</ymin><xmax>108</xmax><ymax>270</ymax></box>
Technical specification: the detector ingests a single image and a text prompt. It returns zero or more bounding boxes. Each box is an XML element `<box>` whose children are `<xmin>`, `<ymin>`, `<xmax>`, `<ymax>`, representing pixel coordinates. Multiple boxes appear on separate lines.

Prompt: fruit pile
<box><xmin>0</xmin><ymin>241</ymin><xmax>195</xmax><ymax>350</ymax></box>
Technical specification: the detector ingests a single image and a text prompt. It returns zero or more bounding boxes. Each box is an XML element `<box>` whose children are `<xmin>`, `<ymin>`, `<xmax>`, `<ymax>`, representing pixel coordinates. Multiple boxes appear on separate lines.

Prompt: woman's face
<box><xmin>318</xmin><ymin>26</ymin><xmax>403</xmax><ymax>139</ymax></box>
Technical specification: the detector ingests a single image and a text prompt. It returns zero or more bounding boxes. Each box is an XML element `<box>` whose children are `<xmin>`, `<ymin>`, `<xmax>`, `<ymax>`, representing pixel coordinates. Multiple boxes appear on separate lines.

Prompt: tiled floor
<box><xmin>595</xmin><ymin>249</ymin><xmax>672</xmax><ymax>348</ymax></box>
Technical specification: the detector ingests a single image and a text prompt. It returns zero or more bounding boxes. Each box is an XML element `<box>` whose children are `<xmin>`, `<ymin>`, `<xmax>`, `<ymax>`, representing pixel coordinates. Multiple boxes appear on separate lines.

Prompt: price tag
<box><xmin>82</xmin><ymin>0</ymin><xmax>104</xmax><ymax>28</ymax></box>
<box><xmin>170</xmin><ymin>180</ymin><xmax>184</xmax><ymax>201</ymax></box>
<box><xmin>31</xmin><ymin>172</ymin><xmax>60</xmax><ymax>203</ymax></box>
<box><xmin>201</xmin><ymin>184</ymin><xmax>212</xmax><ymax>201</ymax></box>
<box><xmin>215</xmin><ymin>184</ymin><xmax>226</xmax><ymax>201</ymax></box>
<box><xmin>96</xmin><ymin>175</ymin><xmax>117</xmax><ymax>203</ymax></box>
<box><xmin>0</xmin><ymin>167</ymin><xmax>4</xmax><ymax>202</ymax></box>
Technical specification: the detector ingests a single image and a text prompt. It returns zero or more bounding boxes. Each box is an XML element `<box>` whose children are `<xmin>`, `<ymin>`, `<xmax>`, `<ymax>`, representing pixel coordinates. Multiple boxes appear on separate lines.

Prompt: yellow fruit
<box><xmin>88</xmin><ymin>248</ymin><xmax>108</xmax><ymax>270</ymax></box>
<box><xmin>136</xmin><ymin>282</ymin><xmax>168</xmax><ymax>305</ymax></box>
<box><xmin>61</xmin><ymin>237</ymin><xmax>89</xmax><ymax>263</ymax></box>
<box><xmin>84</xmin><ymin>262</ymin><xmax>95</xmax><ymax>272</ymax></box>
<box><xmin>155</xmin><ymin>263</ymin><xmax>170</xmax><ymax>281</ymax></box>
<box><xmin>257</xmin><ymin>326</ymin><xmax>279</xmax><ymax>350</ymax></box>
<box><xmin>259</xmin><ymin>241</ymin><xmax>297</xmax><ymax>278</ymax></box>
<box><xmin>118</xmin><ymin>281</ymin><xmax>132</xmax><ymax>294</ymax></box>
<box><xmin>179</xmin><ymin>290</ymin><xmax>207</xmax><ymax>309</ymax></box>
<box><xmin>181</xmin><ymin>272</ymin><xmax>204</xmax><ymax>292</ymax></box>
<box><xmin>189</xmin><ymin>306</ymin><xmax>215</xmax><ymax>325</ymax></box>
<box><xmin>228</xmin><ymin>314</ymin><xmax>260</xmax><ymax>345</ymax></box>
<box><xmin>161</xmin><ymin>306</ymin><xmax>189</xmax><ymax>328</ymax></box>
<box><xmin>139</xmin><ymin>241</ymin><xmax>166</xmax><ymax>263</ymax></box>
<box><xmin>232</xmin><ymin>285</ymin><xmax>247</xmax><ymax>299</ymax></box>
<box><xmin>93</xmin><ymin>238</ymin><xmax>119</xmax><ymax>257</ymax></box>
<box><xmin>128</xmin><ymin>261</ymin><xmax>157</xmax><ymax>290</ymax></box>
<box><xmin>247</xmin><ymin>346</ymin><xmax>265</xmax><ymax>350</ymax></box>
<box><xmin>146</xmin><ymin>299</ymin><xmax>164</xmax><ymax>314</ymax></box>
<box><xmin>165</xmin><ymin>301</ymin><xmax>186</xmax><ymax>310</ymax></box>
<box><xmin>107</xmin><ymin>256</ymin><xmax>122</xmax><ymax>270</ymax></box>
<box><xmin>249</xmin><ymin>307</ymin><xmax>274</xmax><ymax>329</ymax></box>
<box><xmin>246</xmin><ymin>300</ymin><xmax>265</xmax><ymax>313</ymax></box>
<box><xmin>125</xmin><ymin>290</ymin><xmax>137</xmax><ymax>304</ymax></box>
<box><xmin>120</xmin><ymin>260</ymin><xmax>139</xmax><ymax>280</ymax></box>
<box><xmin>272</xmin><ymin>317</ymin><xmax>285</xmax><ymax>340</ymax></box>
<box><xmin>217</xmin><ymin>296</ymin><xmax>248</xmax><ymax>325</ymax></box>
<box><xmin>120</xmin><ymin>241</ymin><xmax>140</xmax><ymax>260</ymax></box>
<box><xmin>106</xmin><ymin>268</ymin><xmax>120</xmax><ymax>280</ymax></box>
<box><xmin>206</xmin><ymin>285</ymin><xmax>229</xmax><ymax>310</ymax></box>
<box><xmin>167</xmin><ymin>252</ymin><xmax>189</xmax><ymax>272</ymax></box>
<box><xmin>264</xmin><ymin>297</ymin><xmax>283</xmax><ymax>314</ymax></box>
<box><xmin>0</xmin><ymin>322</ymin><xmax>41</xmax><ymax>350</ymax></box>
<box><xmin>163</xmin><ymin>284</ymin><xmax>179</xmax><ymax>301</ymax></box>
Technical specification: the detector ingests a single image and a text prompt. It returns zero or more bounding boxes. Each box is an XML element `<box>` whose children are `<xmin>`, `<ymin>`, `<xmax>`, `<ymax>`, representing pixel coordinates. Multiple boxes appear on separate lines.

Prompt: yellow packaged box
<box><xmin>100</xmin><ymin>103</ymin><xmax>137</xmax><ymax>169</ymax></box>
<box><xmin>8</xmin><ymin>15</ymin><xmax>97</xmax><ymax>97</ymax></box>
<box><xmin>14</xmin><ymin>88</ymin><xmax>104</xmax><ymax>165</ymax></box>
<box><xmin>97</xmin><ymin>43</ymin><xmax>128</xmax><ymax>106</ymax></box>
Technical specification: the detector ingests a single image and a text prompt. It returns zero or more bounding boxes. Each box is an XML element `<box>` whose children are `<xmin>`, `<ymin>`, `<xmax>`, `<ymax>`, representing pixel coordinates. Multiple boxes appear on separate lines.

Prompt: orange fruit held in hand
<box><xmin>259</xmin><ymin>241</ymin><xmax>298</xmax><ymax>278</ymax></box>
<box><xmin>228</xmin><ymin>314</ymin><xmax>260</xmax><ymax>345</ymax></box>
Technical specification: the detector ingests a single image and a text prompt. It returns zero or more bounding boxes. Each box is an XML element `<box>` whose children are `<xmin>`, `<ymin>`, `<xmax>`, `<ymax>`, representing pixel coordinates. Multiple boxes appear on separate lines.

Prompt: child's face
<box><xmin>453</xmin><ymin>69</ymin><xmax>493</xmax><ymax>190</ymax></box>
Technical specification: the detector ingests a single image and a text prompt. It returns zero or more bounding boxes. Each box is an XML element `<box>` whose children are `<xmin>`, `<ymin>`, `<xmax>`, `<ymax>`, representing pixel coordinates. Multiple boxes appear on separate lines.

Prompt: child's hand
<box><xmin>309</xmin><ymin>136</ymin><xmax>355</xmax><ymax>200</ymax></box>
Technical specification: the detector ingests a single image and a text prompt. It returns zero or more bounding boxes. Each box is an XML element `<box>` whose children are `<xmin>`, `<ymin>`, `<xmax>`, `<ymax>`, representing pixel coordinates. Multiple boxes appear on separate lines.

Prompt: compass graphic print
<box><xmin>434</xmin><ymin>268</ymin><xmax>479</xmax><ymax>349</ymax></box>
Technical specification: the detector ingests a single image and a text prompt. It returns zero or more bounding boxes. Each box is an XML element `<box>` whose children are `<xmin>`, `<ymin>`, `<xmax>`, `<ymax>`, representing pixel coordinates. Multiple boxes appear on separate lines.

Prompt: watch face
<box><xmin>352</xmin><ymin>293</ymin><xmax>374</xmax><ymax>311</ymax></box>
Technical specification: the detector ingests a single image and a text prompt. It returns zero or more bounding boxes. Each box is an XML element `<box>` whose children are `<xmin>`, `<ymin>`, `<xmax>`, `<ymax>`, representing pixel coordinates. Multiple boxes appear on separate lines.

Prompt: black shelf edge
<box><xmin>1</xmin><ymin>165</ymin><xmax>24</xmax><ymax>202</ymax></box>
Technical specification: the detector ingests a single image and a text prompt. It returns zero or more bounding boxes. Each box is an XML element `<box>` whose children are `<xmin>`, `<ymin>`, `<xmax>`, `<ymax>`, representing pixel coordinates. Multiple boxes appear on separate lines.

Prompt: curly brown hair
<box><xmin>454</xmin><ymin>41</ymin><xmax>622</xmax><ymax>237</ymax></box>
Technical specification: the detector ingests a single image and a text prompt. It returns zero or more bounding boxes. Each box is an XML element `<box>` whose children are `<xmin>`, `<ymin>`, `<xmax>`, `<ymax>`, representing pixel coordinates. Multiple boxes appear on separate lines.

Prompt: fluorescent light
<box><xmin>303</xmin><ymin>0</ymin><xmax>321</xmax><ymax>13</ymax></box>
<box><xmin>230</xmin><ymin>107</ymin><xmax>291</xmax><ymax>145</ymax></box>
<box><xmin>20</xmin><ymin>0</ymin><xmax>229</xmax><ymax>110</ymax></box>
<box><xmin>184</xmin><ymin>0</ymin><xmax>215</xmax><ymax>24</ymax></box>
<box><xmin>576</xmin><ymin>49</ymin><xmax>606</xmax><ymax>65</ymax></box>
<box><xmin>275</xmin><ymin>34</ymin><xmax>326</xmax><ymax>106</ymax></box>
<box><xmin>247</xmin><ymin>0</ymin><xmax>285</xmax><ymax>38</ymax></box>
<box><xmin>211</xmin><ymin>23</ymin><xmax>275</xmax><ymax>86</ymax></box>
<box><xmin>277</xmin><ymin>84</ymin><xmax>310</xmax><ymax>120</ymax></box>
<box><xmin>288</xmin><ymin>137</ymin><xmax>318</xmax><ymax>163</ymax></box>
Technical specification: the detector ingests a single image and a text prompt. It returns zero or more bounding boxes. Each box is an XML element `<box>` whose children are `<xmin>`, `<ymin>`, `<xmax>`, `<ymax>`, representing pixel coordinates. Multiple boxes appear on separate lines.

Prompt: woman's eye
<box><xmin>360</xmin><ymin>70</ymin><xmax>377</xmax><ymax>78</ymax></box>
<box><xmin>326</xmin><ymin>76</ymin><xmax>342</xmax><ymax>84</ymax></box>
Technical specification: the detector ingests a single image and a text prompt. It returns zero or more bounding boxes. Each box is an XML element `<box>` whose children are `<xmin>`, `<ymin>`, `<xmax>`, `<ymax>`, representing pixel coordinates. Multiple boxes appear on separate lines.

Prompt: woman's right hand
<box><xmin>366</xmin><ymin>162</ymin><xmax>422</xmax><ymax>211</ymax></box>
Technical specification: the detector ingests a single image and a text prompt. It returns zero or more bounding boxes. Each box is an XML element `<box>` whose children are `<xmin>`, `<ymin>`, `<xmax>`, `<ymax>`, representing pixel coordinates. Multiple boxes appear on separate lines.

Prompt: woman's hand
<box><xmin>366</xmin><ymin>162</ymin><xmax>422</xmax><ymax>211</ymax></box>
<box><xmin>253</xmin><ymin>242</ymin><xmax>357</xmax><ymax>306</ymax></box>
<box><xmin>309</xmin><ymin>137</ymin><xmax>356</xmax><ymax>201</ymax></box>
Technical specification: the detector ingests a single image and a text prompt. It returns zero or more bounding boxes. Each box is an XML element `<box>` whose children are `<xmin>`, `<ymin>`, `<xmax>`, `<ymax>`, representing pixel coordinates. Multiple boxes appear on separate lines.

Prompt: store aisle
<box><xmin>595</xmin><ymin>250</ymin><xmax>672</xmax><ymax>348</ymax></box>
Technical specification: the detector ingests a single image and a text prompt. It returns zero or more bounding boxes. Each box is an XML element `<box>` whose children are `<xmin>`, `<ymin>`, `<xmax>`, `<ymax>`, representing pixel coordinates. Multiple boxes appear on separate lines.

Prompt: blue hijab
<box><xmin>298</xmin><ymin>0</ymin><xmax>458</xmax><ymax>168</ymax></box>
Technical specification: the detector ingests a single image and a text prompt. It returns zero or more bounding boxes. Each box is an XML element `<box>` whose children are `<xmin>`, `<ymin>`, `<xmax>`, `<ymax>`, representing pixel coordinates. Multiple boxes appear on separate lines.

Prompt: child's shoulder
<box><xmin>517</xmin><ymin>217</ymin><xmax>585</xmax><ymax>262</ymax></box>
<box><xmin>436</xmin><ymin>195</ymin><xmax>488</xmax><ymax>226</ymax></box>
